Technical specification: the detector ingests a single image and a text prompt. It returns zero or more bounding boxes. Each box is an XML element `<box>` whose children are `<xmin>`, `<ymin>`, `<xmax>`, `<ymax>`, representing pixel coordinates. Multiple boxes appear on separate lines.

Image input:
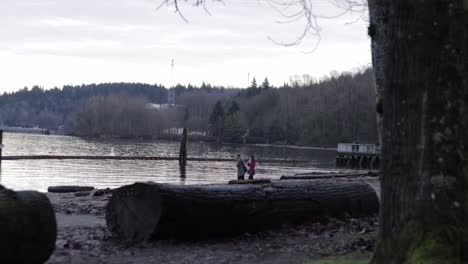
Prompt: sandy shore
<box><xmin>46</xmin><ymin>177</ymin><xmax>379</xmax><ymax>264</ymax></box>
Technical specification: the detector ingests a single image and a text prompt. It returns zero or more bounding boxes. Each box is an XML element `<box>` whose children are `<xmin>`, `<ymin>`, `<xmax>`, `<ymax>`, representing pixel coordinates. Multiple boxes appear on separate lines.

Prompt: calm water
<box><xmin>0</xmin><ymin>133</ymin><xmax>340</xmax><ymax>191</ymax></box>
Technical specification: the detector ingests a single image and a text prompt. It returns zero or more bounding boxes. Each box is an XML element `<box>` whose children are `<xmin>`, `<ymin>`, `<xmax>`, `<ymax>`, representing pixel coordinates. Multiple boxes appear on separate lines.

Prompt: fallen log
<box><xmin>293</xmin><ymin>171</ymin><xmax>335</xmax><ymax>176</ymax></box>
<box><xmin>280</xmin><ymin>173</ymin><xmax>372</xmax><ymax>180</ymax></box>
<box><xmin>48</xmin><ymin>185</ymin><xmax>94</xmax><ymax>193</ymax></box>
<box><xmin>106</xmin><ymin>180</ymin><xmax>379</xmax><ymax>241</ymax></box>
<box><xmin>228</xmin><ymin>179</ymin><xmax>271</xmax><ymax>184</ymax></box>
<box><xmin>0</xmin><ymin>185</ymin><xmax>57</xmax><ymax>264</ymax></box>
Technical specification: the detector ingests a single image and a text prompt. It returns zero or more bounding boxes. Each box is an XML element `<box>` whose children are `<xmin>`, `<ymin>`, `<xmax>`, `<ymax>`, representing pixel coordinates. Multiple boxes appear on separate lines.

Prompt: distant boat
<box><xmin>110</xmin><ymin>147</ymin><xmax>116</xmax><ymax>156</ymax></box>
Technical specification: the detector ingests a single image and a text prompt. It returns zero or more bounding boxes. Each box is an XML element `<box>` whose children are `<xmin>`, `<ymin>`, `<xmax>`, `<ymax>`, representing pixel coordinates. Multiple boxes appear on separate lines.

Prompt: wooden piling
<box><xmin>179</xmin><ymin>128</ymin><xmax>188</xmax><ymax>174</ymax></box>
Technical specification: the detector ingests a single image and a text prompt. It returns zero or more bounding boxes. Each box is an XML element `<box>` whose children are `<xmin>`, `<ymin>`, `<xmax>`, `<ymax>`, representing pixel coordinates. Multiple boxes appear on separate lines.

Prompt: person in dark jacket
<box><xmin>236</xmin><ymin>154</ymin><xmax>247</xmax><ymax>180</ymax></box>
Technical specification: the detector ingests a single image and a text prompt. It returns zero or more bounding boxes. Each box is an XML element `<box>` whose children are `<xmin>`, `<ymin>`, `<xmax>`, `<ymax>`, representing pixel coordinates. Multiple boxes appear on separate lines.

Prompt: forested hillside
<box><xmin>0</xmin><ymin>82</ymin><xmax>230</xmax><ymax>133</ymax></box>
<box><xmin>0</xmin><ymin>69</ymin><xmax>377</xmax><ymax>147</ymax></box>
<box><xmin>213</xmin><ymin>68</ymin><xmax>377</xmax><ymax>146</ymax></box>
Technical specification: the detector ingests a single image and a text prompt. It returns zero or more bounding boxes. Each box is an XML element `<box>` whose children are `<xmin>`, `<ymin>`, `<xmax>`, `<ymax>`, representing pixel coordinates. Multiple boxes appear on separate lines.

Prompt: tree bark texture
<box><xmin>369</xmin><ymin>1</ymin><xmax>468</xmax><ymax>262</ymax></box>
<box><xmin>0</xmin><ymin>186</ymin><xmax>57</xmax><ymax>264</ymax></box>
<box><xmin>106</xmin><ymin>180</ymin><xmax>379</xmax><ymax>241</ymax></box>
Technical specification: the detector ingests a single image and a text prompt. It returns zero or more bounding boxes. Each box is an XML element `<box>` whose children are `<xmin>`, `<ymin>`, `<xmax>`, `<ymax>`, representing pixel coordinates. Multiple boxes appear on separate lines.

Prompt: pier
<box><xmin>336</xmin><ymin>143</ymin><xmax>380</xmax><ymax>169</ymax></box>
<box><xmin>0</xmin><ymin>126</ymin><xmax>50</xmax><ymax>135</ymax></box>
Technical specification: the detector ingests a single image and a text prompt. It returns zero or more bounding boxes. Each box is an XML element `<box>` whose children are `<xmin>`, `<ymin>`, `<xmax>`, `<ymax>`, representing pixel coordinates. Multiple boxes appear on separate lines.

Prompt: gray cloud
<box><xmin>0</xmin><ymin>0</ymin><xmax>371</xmax><ymax>91</ymax></box>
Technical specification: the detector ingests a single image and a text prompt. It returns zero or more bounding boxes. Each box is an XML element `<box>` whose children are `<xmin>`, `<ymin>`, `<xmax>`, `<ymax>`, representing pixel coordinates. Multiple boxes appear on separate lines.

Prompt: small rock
<box><xmin>71</xmin><ymin>242</ymin><xmax>82</xmax><ymax>250</ymax></box>
<box><xmin>56</xmin><ymin>239</ymin><xmax>69</xmax><ymax>249</ymax></box>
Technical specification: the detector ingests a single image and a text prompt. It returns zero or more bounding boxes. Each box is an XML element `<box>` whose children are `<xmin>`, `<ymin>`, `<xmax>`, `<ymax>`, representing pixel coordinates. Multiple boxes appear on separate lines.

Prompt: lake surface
<box><xmin>0</xmin><ymin>133</ymin><xmax>341</xmax><ymax>191</ymax></box>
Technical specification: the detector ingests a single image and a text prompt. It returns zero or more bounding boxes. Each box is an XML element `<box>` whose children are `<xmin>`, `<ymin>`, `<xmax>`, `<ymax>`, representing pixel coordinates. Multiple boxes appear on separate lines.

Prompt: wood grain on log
<box><xmin>0</xmin><ymin>186</ymin><xmax>57</xmax><ymax>264</ymax></box>
<box><xmin>106</xmin><ymin>180</ymin><xmax>379</xmax><ymax>241</ymax></box>
<box><xmin>228</xmin><ymin>179</ymin><xmax>271</xmax><ymax>184</ymax></box>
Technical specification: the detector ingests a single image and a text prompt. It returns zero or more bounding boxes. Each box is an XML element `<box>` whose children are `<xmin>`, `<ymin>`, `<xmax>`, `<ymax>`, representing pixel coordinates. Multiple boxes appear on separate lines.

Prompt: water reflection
<box><xmin>179</xmin><ymin>174</ymin><xmax>187</xmax><ymax>185</ymax></box>
<box><xmin>180</xmin><ymin>166</ymin><xmax>187</xmax><ymax>179</ymax></box>
<box><xmin>0</xmin><ymin>132</ymin><xmax>340</xmax><ymax>191</ymax></box>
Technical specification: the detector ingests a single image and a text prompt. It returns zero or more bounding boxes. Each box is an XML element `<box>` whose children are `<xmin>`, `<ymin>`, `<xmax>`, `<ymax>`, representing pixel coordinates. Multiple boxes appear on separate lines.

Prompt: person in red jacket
<box><xmin>247</xmin><ymin>155</ymin><xmax>256</xmax><ymax>180</ymax></box>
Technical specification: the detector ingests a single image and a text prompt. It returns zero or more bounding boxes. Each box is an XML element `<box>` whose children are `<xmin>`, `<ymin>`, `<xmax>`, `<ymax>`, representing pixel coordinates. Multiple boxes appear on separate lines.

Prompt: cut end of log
<box><xmin>0</xmin><ymin>188</ymin><xmax>57</xmax><ymax>263</ymax></box>
<box><xmin>106</xmin><ymin>183</ymin><xmax>163</xmax><ymax>241</ymax></box>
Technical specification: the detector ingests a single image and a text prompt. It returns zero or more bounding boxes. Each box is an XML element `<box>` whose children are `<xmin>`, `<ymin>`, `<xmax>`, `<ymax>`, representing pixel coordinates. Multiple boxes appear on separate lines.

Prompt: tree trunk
<box><xmin>369</xmin><ymin>1</ymin><xmax>468</xmax><ymax>262</ymax></box>
<box><xmin>0</xmin><ymin>186</ymin><xmax>57</xmax><ymax>264</ymax></box>
<box><xmin>106</xmin><ymin>180</ymin><xmax>379</xmax><ymax>241</ymax></box>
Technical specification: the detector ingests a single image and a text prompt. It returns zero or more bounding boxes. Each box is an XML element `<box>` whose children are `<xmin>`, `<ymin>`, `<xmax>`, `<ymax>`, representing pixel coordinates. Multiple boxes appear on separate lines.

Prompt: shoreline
<box><xmin>247</xmin><ymin>143</ymin><xmax>336</xmax><ymax>151</ymax></box>
<box><xmin>46</xmin><ymin>177</ymin><xmax>379</xmax><ymax>264</ymax></box>
<box><xmin>3</xmin><ymin>131</ymin><xmax>338</xmax><ymax>151</ymax></box>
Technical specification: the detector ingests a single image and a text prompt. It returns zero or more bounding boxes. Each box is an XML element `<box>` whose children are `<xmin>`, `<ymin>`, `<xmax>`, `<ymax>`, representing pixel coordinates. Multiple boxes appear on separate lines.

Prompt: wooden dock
<box><xmin>336</xmin><ymin>143</ymin><xmax>381</xmax><ymax>169</ymax></box>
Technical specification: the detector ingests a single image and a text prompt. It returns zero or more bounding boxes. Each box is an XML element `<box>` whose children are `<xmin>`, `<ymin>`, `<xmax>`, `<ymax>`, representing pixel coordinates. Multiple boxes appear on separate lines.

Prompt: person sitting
<box><xmin>247</xmin><ymin>155</ymin><xmax>256</xmax><ymax>180</ymax></box>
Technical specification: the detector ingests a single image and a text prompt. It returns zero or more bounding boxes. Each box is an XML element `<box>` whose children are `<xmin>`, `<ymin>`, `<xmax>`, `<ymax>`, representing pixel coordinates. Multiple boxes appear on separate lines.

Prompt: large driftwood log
<box><xmin>48</xmin><ymin>185</ymin><xmax>94</xmax><ymax>193</ymax></box>
<box><xmin>0</xmin><ymin>185</ymin><xmax>57</xmax><ymax>264</ymax></box>
<box><xmin>106</xmin><ymin>180</ymin><xmax>379</xmax><ymax>241</ymax></box>
<box><xmin>228</xmin><ymin>179</ymin><xmax>271</xmax><ymax>184</ymax></box>
<box><xmin>280</xmin><ymin>173</ymin><xmax>373</xmax><ymax>180</ymax></box>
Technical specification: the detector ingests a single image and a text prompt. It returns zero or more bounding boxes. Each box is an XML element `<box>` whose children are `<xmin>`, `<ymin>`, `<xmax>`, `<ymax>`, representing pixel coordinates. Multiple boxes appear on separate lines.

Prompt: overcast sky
<box><xmin>0</xmin><ymin>0</ymin><xmax>371</xmax><ymax>92</ymax></box>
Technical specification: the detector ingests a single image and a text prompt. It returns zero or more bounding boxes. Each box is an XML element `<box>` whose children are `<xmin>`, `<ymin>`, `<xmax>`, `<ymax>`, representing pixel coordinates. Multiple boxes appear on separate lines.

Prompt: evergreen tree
<box><xmin>209</xmin><ymin>101</ymin><xmax>225</xmax><ymax>142</ymax></box>
<box><xmin>222</xmin><ymin>101</ymin><xmax>245</xmax><ymax>143</ymax></box>
<box><xmin>223</xmin><ymin>112</ymin><xmax>245</xmax><ymax>143</ymax></box>
<box><xmin>250</xmin><ymin>77</ymin><xmax>257</xmax><ymax>89</ymax></box>
<box><xmin>261</xmin><ymin>78</ymin><xmax>270</xmax><ymax>89</ymax></box>
<box><xmin>227</xmin><ymin>101</ymin><xmax>240</xmax><ymax>115</ymax></box>
<box><xmin>268</xmin><ymin>120</ymin><xmax>284</xmax><ymax>143</ymax></box>
<box><xmin>209</xmin><ymin>101</ymin><xmax>224</xmax><ymax>125</ymax></box>
<box><xmin>183</xmin><ymin>106</ymin><xmax>189</xmax><ymax>125</ymax></box>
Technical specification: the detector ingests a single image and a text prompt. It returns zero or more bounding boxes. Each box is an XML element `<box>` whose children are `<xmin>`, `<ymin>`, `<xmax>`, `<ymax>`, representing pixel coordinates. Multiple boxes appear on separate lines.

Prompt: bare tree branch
<box><xmin>159</xmin><ymin>0</ymin><xmax>368</xmax><ymax>50</ymax></box>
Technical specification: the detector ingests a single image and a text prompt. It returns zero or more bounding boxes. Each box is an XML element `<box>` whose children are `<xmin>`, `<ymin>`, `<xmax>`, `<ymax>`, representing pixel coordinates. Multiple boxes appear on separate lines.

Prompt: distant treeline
<box><xmin>0</xmin><ymin>69</ymin><xmax>377</xmax><ymax>147</ymax></box>
<box><xmin>0</xmin><ymin>82</ymin><xmax>234</xmax><ymax>135</ymax></box>
<box><xmin>208</xmin><ymin>69</ymin><xmax>378</xmax><ymax>146</ymax></box>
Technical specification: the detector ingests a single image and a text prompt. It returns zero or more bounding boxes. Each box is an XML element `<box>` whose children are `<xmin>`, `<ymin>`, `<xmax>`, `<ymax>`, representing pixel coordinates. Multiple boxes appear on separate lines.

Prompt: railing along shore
<box><xmin>0</xmin><ymin>130</ymin><xmax>304</xmax><ymax>164</ymax></box>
